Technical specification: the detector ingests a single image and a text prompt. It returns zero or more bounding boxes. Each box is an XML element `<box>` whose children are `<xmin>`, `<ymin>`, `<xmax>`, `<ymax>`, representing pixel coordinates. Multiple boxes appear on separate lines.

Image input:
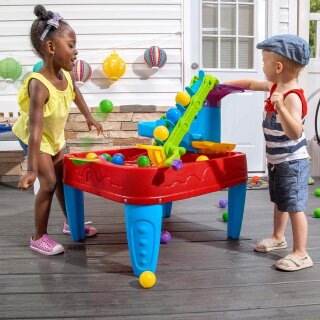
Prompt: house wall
<box><xmin>0</xmin><ymin>0</ymin><xmax>183</xmax><ymax>117</ymax></box>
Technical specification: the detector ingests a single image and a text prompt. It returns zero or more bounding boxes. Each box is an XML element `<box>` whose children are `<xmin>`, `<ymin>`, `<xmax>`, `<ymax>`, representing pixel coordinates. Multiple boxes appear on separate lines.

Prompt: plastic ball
<box><xmin>314</xmin><ymin>188</ymin><xmax>320</xmax><ymax>197</ymax></box>
<box><xmin>218</xmin><ymin>199</ymin><xmax>228</xmax><ymax>208</ymax></box>
<box><xmin>153</xmin><ymin>126</ymin><xmax>169</xmax><ymax>141</ymax></box>
<box><xmin>111</xmin><ymin>155</ymin><xmax>124</xmax><ymax>165</ymax></box>
<box><xmin>99</xmin><ymin>99</ymin><xmax>113</xmax><ymax>113</ymax></box>
<box><xmin>175</xmin><ymin>91</ymin><xmax>190</xmax><ymax>107</ymax></box>
<box><xmin>113</xmin><ymin>152</ymin><xmax>124</xmax><ymax>160</ymax></box>
<box><xmin>252</xmin><ymin>176</ymin><xmax>260</xmax><ymax>184</ymax></box>
<box><xmin>85</xmin><ymin>152</ymin><xmax>98</xmax><ymax>159</ymax></box>
<box><xmin>139</xmin><ymin>271</ymin><xmax>156</xmax><ymax>289</ymax></box>
<box><xmin>222</xmin><ymin>211</ymin><xmax>228</xmax><ymax>222</ymax></box>
<box><xmin>33</xmin><ymin>60</ymin><xmax>43</xmax><ymax>72</ymax></box>
<box><xmin>314</xmin><ymin>208</ymin><xmax>320</xmax><ymax>218</ymax></box>
<box><xmin>196</xmin><ymin>155</ymin><xmax>209</xmax><ymax>162</ymax></box>
<box><xmin>166</xmin><ymin>108</ymin><xmax>181</xmax><ymax>125</ymax></box>
<box><xmin>160</xmin><ymin>230</ymin><xmax>171</xmax><ymax>244</ymax></box>
<box><xmin>101</xmin><ymin>153</ymin><xmax>112</xmax><ymax>161</ymax></box>
<box><xmin>171</xmin><ymin>158</ymin><xmax>182</xmax><ymax>171</ymax></box>
<box><xmin>137</xmin><ymin>155</ymin><xmax>150</xmax><ymax>167</ymax></box>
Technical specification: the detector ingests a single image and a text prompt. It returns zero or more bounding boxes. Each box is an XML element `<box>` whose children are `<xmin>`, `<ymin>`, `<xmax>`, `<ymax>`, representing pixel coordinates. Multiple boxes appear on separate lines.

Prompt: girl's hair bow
<box><xmin>40</xmin><ymin>12</ymin><xmax>64</xmax><ymax>41</ymax></box>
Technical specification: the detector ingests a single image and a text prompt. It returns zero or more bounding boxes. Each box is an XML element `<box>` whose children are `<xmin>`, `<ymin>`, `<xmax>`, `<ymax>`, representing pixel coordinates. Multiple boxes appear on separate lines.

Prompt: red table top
<box><xmin>64</xmin><ymin>148</ymin><xmax>247</xmax><ymax>205</ymax></box>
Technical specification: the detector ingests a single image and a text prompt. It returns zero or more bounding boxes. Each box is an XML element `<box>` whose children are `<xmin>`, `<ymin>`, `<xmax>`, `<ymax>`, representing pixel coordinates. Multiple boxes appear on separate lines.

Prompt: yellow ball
<box><xmin>196</xmin><ymin>155</ymin><xmax>209</xmax><ymax>162</ymax></box>
<box><xmin>85</xmin><ymin>152</ymin><xmax>98</xmax><ymax>159</ymax></box>
<box><xmin>153</xmin><ymin>126</ymin><xmax>169</xmax><ymax>141</ymax></box>
<box><xmin>139</xmin><ymin>271</ymin><xmax>156</xmax><ymax>289</ymax></box>
<box><xmin>175</xmin><ymin>91</ymin><xmax>190</xmax><ymax>107</ymax></box>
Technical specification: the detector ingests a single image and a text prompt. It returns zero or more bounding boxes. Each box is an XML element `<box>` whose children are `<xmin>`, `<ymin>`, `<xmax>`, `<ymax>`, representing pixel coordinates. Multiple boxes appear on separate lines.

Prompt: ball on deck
<box><xmin>98</xmin><ymin>99</ymin><xmax>113</xmax><ymax>113</ymax></box>
<box><xmin>196</xmin><ymin>155</ymin><xmax>209</xmax><ymax>162</ymax></box>
<box><xmin>153</xmin><ymin>126</ymin><xmax>169</xmax><ymax>141</ymax></box>
<box><xmin>166</xmin><ymin>108</ymin><xmax>181</xmax><ymax>125</ymax></box>
<box><xmin>314</xmin><ymin>188</ymin><xmax>320</xmax><ymax>197</ymax></box>
<box><xmin>137</xmin><ymin>155</ymin><xmax>150</xmax><ymax>167</ymax></box>
<box><xmin>139</xmin><ymin>271</ymin><xmax>156</xmax><ymax>289</ymax></box>
<box><xmin>314</xmin><ymin>208</ymin><xmax>320</xmax><ymax>218</ymax></box>
<box><xmin>85</xmin><ymin>152</ymin><xmax>98</xmax><ymax>159</ymax></box>
<box><xmin>252</xmin><ymin>176</ymin><xmax>260</xmax><ymax>184</ymax></box>
<box><xmin>160</xmin><ymin>230</ymin><xmax>171</xmax><ymax>244</ymax></box>
<box><xmin>222</xmin><ymin>211</ymin><xmax>228</xmax><ymax>222</ymax></box>
<box><xmin>218</xmin><ymin>199</ymin><xmax>228</xmax><ymax>208</ymax></box>
<box><xmin>102</xmin><ymin>153</ymin><xmax>112</xmax><ymax>161</ymax></box>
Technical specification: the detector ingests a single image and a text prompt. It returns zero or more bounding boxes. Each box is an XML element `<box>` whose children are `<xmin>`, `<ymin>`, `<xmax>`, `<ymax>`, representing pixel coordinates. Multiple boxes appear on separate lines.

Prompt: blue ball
<box><xmin>113</xmin><ymin>152</ymin><xmax>125</xmax><ymax>160</ymax></box>
<box><xmin>111</xmin><ymin>155</ymin><xmax>124</xmax><ymax>165</ymax></box>
<box><xmin>218</xmin><ymin>199</ymin><xmax>228</xmax><ymax>208</ymax></box>
<box><xmin>166</xmin><ymin>108</ymin><xmax>181</xmax><ymax>125</ymax></box>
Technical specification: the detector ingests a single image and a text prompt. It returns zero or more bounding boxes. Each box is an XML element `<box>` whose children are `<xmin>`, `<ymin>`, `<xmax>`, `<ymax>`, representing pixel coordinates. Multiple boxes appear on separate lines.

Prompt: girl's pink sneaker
<box><xmin>30</xmin><ymin>234</ymin><xmax>64</xmax><ymax>255</ymax></box>
<box><xmin>63</xmin><ymin>221</ymin><xmax>97</xmax><ymax>237</ymax></box>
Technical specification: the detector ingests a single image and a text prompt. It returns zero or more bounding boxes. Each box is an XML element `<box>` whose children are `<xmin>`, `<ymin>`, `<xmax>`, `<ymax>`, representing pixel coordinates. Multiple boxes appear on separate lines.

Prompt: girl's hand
<box><xmin>86</xmin><ymin>116</ymin><xmax>103</xmax><ymax>135</ymax></box>
<box><xmin>18</xmin><ymin>171</ymin><xmax>37</xmax><ymax>191</ymax></box>
<box><xmin>270</xmin><ymin>91</ymin><xmax>285</xmax><ymax>111</ymax></box>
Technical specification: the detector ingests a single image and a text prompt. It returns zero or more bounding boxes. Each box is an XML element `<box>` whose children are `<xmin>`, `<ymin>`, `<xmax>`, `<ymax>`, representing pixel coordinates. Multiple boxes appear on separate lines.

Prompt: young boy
<box><xmin>225</xmin><ymin>34</ymin><xmax>313</xmax><ymax>271</ymax></box>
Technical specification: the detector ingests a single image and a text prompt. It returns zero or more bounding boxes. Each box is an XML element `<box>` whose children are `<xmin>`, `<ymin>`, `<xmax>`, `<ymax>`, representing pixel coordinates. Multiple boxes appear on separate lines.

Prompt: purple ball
<box><xmin>218</xmin><ymin>199</ymin><xmax>228</xmax><ymax>208</ymax></box>
<box><xmin>171</xmin><ymin>159</ymin><xmax>182</xmax><ymax>171</ymax></box>
<box><xmin>160</xmin><ymin>230</ymin><xmax>171</xmax><ymax>244</ymax></box>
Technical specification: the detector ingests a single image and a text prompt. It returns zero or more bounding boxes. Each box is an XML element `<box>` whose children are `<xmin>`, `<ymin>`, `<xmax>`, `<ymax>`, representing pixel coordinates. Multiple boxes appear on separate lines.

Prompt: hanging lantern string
<box><xmin>0</xmin><ymin>31</ymin><xmax>181</xmax><ymax>58</ymax></box>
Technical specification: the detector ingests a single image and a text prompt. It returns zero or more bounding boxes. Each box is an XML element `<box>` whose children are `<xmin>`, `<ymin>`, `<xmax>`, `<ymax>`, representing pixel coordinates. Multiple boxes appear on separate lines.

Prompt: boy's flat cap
<box><xmin>257</xmin><ymin>34</ymin><xmax>310</xmax><ymax>65</ymax></box>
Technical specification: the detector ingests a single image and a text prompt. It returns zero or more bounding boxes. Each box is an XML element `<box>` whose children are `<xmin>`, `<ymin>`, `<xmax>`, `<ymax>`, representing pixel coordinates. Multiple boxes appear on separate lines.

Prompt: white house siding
<box><xmin>0</xmin><ymin>0</ymin><xmax>183</xmax><ymax>117</ymax></box>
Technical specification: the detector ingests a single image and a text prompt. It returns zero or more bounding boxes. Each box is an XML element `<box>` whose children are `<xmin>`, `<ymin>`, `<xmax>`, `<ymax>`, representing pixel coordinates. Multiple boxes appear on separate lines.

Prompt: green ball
<box><xmin>314</xmin><ymin>188</ymin><xmax>320</xmax><ymax>197</ymax></box>
<box><xmin>102</xmin><ymin>153</ymin><xmax>112</xmax><ymax>161</ymax></box>
<box><xmin>314</xmin><ymin>208</ymin><xmax>320</xmax><ymax>218</ymax></box>
<box><xmin>222</xmin><ymin>211</ymin><xmax>228</xmax><ymax>222</ymax></box>
<box><xmin>99</xmin><ymin>99</ymin><xmax>113</xmax><ymax>113</ymax></box>
<box><xmin>137</xmin><ymin>155</ymin><xmax>150</xmax><ymax>167</ymax></box>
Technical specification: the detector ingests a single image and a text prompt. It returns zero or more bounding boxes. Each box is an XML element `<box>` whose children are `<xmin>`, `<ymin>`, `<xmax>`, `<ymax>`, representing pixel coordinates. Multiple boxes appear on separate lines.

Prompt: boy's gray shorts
<box><xmin>268</xmin><ymin>158</ymin><xmax>309</xmax><ymax>213</ymax></box>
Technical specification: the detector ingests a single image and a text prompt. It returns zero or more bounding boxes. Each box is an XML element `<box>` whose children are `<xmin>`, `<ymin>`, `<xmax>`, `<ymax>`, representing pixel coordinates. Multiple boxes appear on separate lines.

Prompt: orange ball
<box><xmin>196</xmin><ymin>155</ymin><xmax>209</xmax><ymax>162</ymax></box>
<box><xmin>85</xmin><ymin>152</ymin><xmax>98</xmax><ymax>159</ymax></box>
<box><xmin>153</xmin><ymin>126</ymin><xmax>169</xmax><ymax>141</ymax></box>
<box><xmin>252</xmin><ymin>176</ymin><xmax>260</xmax><ymax>183</ymax></box>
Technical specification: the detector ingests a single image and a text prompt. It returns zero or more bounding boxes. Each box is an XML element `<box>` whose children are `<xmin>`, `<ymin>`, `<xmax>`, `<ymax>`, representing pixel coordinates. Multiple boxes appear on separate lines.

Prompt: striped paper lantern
<box><xmin>73</xmin><ymin>60</ymin><xmax>92</xmax><ymax>87</ymax></box>
<box><xmin>144</xmin><ymin>46</ymin><xmax>167</xmax><ymax>70</ymax></box>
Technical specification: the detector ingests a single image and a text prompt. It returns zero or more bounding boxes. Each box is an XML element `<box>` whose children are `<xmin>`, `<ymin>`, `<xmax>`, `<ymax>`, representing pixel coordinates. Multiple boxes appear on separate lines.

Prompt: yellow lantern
<box><xmin>102</xmin><ymin>51</ymin><xmax>126</xmax><ymax>81</ymax></box>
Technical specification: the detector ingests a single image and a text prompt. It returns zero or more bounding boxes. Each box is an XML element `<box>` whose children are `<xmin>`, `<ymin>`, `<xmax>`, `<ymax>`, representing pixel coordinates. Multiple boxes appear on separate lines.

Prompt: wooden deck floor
<box><xmin>1</xmin><ymin>179</ymin><xmax>320</xmax><ymax>319</ymax></box>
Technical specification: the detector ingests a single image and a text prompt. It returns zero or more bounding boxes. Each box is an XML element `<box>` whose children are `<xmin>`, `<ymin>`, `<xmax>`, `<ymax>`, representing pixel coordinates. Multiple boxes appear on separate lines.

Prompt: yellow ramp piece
<box><xmin>192</xmin><ymin>141</ymin><xmax>236</xmax><ymax>154</ymax></box>
<box><xmin>136</xmin><ymin>144</ymin><xmax>167</xmax><ymax>167</ymax></box>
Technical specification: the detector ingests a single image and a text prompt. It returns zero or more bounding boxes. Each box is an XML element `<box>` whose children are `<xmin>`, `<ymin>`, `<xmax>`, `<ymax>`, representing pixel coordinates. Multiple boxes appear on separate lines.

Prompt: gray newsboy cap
<box><xmin>257</xmin><ymin>34</ymin><xmax>310</xmax><ymax>65</ymax></box>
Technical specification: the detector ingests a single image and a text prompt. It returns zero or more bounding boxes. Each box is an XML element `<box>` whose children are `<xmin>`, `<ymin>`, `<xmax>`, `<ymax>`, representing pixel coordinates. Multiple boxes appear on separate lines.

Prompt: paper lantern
<box><xmin>102</xmin><ymin>51</ymin><xmax>126</xmax><ymax>81</ymax></box>
<box><xmin>144</xmin><ymin>46</ymin><xmax>167</xmax><ymax>70</ymax></box>
<box><xmin>33</xmin><ymin>60</ymin><xmax>43</xmax><ymax>72</ymax></box>
<box><xmin>0</xmin><ymin>58</ymin><xmax>22</xmax><ymax>82</ymax></box>
<box><xmin>73</xmin><ymin>59</ymin><xmax>92</xmax><ymax>87</ymax></box>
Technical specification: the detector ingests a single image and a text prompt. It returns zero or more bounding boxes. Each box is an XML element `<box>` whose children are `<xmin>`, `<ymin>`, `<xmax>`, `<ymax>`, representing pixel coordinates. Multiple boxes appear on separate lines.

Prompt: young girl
<box><xmin>13</xmin><ymin>5</ymin><xmax>103</xmax><ymax>255</ymax></box>
<box><xmin>225</xmin><ymin>34</ymin><xmax>313</xmax><ymax>271</ymax></box>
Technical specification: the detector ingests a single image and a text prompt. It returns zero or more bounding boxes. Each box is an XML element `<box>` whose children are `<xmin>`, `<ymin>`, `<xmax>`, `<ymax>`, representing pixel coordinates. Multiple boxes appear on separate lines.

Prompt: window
<box><xmin>202</xmin><ymin>0</ymin><xmax>254</xmax><ymax>69</ymax></box>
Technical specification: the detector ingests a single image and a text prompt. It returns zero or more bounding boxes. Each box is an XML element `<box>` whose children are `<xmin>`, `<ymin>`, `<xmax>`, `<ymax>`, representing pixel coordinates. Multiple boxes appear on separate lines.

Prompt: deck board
<box><xmin>1</xmin><ymin>180</ymin><xmax>320</xmax><ymax>319</ymax></box>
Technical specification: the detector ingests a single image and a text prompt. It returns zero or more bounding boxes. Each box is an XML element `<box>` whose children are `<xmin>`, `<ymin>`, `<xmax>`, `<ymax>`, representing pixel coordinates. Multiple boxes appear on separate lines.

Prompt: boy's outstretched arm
<box><xmin>70</xmin><ymin>72</ymin><xmax>103</xmax><ymax>134</ymax></box>
<box><xmin>223</xmin><ymin>79</ymin><xmax>272</xmax><ymax>92</ymax></box>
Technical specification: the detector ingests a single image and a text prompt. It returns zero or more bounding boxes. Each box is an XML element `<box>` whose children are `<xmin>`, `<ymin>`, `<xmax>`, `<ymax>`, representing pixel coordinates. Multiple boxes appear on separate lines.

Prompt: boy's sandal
<box><xmin>276</xmin><ymin>254</ymin><xmax>313</xmax><ymax>271</ymax></box>
<box><xmin>254</xmin><ymin>238</ymin><xmax>287</xmax><ymax>252</ymax></box>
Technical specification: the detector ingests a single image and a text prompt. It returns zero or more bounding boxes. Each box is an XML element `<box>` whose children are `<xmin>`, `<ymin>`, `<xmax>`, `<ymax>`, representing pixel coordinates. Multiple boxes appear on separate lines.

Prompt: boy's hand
<box><xmin>18</xmin><ymin>171</ymin><xmax>37</xmax><ymax>191</ymax></box>
<box><xmin>86</xmin><ymin>116</ymin><xmax>103</xmax><ymax>135</ymax></box>
<box><xmin>270</xmin><ymin>91</ymin><xmax>285</xmax><ymax>111</ymax></box>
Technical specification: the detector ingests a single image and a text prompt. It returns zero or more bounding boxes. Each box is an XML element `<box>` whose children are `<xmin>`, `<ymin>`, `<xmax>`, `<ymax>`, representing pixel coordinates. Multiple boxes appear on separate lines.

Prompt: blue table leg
<box><xmin>227</xmin><ymin>182</ymin><xmax>247</xmax><ymax>239</ymax></box>
<box><xmin>162</xmin><ymin>202</ymin><xmax>172</xmax><ymax>218</ymax></box>
<box><xmin>125</xmin><ymin>204</ymin><xmax>163</xmax><ymax>276</ymax></box>
<box><xmin>63</xmin><ymin>184</ymin><xmax>85</xmax><ymax>241</ymax></box>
